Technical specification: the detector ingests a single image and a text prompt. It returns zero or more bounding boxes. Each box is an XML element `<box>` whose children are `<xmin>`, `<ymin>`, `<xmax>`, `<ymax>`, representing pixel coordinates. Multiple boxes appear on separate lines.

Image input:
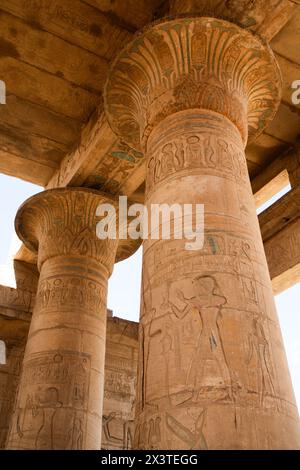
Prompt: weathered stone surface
<box><xmin>0</xmin><ymin>312</ymin><xmax>31</xmax><ymax>449</ymax></box>
<box><xmin>105</xmin><ymin>16</ymin><xmax>300</xmax><ymax>449</ymax></box>
<box><xmin>0</xmin><ymin>285</ymin><xmax>34</xmax><ymax>318</ymax></box>
<box><xmin>255</xmin><ymin>181</ymin><xmax>300</xmax><ymax>294</ymax></box>
<box><xmin>102</xmin><ymin>317</ymin><xmax>138</xmax><ymax>450</ymax></box>
<box><xmin>0</xmin><ymin>263</ymin><xmax>36</xmax><ymax>448</ymax></box>
<box><xmin>6</xmin><ymin>188</ymin><xmax>139</xmax><ymax>450</ymax></box>
<box><xmin>0</xmin><ymin>338</ymin><xmax>27</xmax><ymax>449</ymax></box>
<box><xmin>0</xmin><ymin>309</ymin><xmax>139</xmax><ymax>451</ymax></box>
<box><xmin>169</xmin><ymin>1</ymin><xmax>295</xmax><ymax>41</ymax></box>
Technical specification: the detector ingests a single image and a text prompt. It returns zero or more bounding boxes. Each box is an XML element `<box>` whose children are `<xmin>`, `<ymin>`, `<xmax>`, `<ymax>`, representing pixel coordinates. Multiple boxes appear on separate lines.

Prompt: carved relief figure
<box><xmin>148</xmin><ymin>416</ymin><xmax>161</xmax><ymax>449</ymax></box>
<box><xmin>16</xmin><ymin>387</ymin><xmax>62</xmax><ymax>450</ymax></box>
<box><xmin>67</xmin><ymin>415</ymin><xmax>83</xmax><ymax>450</ymax></box>
<box><xmin>186</xmin><ymin>136</ymin><xmax>204</xmax><ymax>166</ymax></box>
<box><xmin>135</xmin><ymin>415</ymin><xmax>161</xmax><ymax>450</ymax></box>
<box><xmin>16</xmin><ymin>394</ymin><xmax>44</xmax><ymax>445</ymax></box>
<box><xmin>102</xmin><ymin>412</ymin><xmax>134</xmax><ymax>450</ymax></box>
<box><xmin>140</xmin><ymin>306</ymin><xmax>157</xmax><ymax>411</ymax></box>
<box><xmin>186</xmin><ymin>276</ymin><xmax>232</xmax><ymax>401</ymax></box>
<box><xmin>135</xmin><ymin>419</ymin><xmax>149</xmax><ymax>450</ymax></box>
<box><xmin>10</xmin><ymin>351</ymin><xmax>91</xmax><ymax>449</ymax></box>
<box><xmin>141</xmin><ymin>279</ymin><xmax>200</xmax><ymax>408</ymax></box>
<box><xmin>34</xmin><ymin>387</ymin><xmax>63</xmax><ymax>450</ymax></box>
<box><xmin>36</xmin><ymin>276</ymin><xmax>105</xmax><ymax>315</ymax></box>
<box><xmin>247</xmin><ymin>313</ymin><xmax>276</xmax><ymax>407</ymax></box>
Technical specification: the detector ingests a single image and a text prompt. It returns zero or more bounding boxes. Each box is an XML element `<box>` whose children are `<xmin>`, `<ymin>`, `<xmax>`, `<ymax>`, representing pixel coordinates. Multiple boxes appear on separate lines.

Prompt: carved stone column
<box><xmin>0</xmin><ymin>261</ymin><xmax>37</xmax><ymax>448</ymax></box>
<box><xmin>104</xmin><ymin>17</ymin><xmax>300</xmax><ymax>449</ymax></box>
<box><xmin>6</xmin><ymin>188</ymin><xmax>136</xmax><ymax>450</ymax></box>
<box><xmin>0</xmin><ymin>317</ymin><xmax>30</xmax><ymax>449</ymax></box>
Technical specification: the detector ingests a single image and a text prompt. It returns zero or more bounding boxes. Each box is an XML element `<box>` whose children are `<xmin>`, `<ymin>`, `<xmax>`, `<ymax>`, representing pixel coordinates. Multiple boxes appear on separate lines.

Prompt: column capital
<box><xmin>104</xmin><ymin>16</ymin><xmax>281</xmax><ymax>150</ymax></box>
<box><xmin>15</xmin><ymin>188</ymin><xmax>138</xmax><ymax>272</ymax></box>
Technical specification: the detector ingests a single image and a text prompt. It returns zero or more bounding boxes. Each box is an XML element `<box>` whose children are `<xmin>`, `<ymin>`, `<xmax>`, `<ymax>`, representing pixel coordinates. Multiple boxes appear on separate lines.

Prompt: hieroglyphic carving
<box><xmin>146</xmin><ymin>131</ymin><xmax>247</xmax><ymax>194</ymax></box>
<box><xmin>144</xmin><ymin>230</ymin><xmax>268</xmax><ymax>299</ymax></box>
<box><xmin>0</xmin><ymin>341</ymin><xmax>26</xmax><ymax>449</ymax></box>
<box><xmin>246</xmin><ymin>312</ymin><xmax>277</xmax><ymax>408</ymax></box>
<box><xmin>8</xmin><ymin>350</ymin><xmax>91</xmax><ymax>450</ymax></box>
<box><xmin>102</xmin><ymin>317</ymin><xmax>138</xmax><ymax>450</ymax></box>
<box><xmin>135</xmin><ymin>413</ymin><xmax>162</xmax><ymax>450</ymax></box>
<box><xmin>185</xmin><ymin>276</ymin><xmax>232</xmax><ymax>401</ymax></box>
<box><xmin>140</xmin><ymin>275</ymin><xmax>234</xmax><ymax>410</ymax></box>
<box><xmin>83</xmin><ymin>142</ymin><xmax>144</xmax><ymax>195</ymax></box>
<box><xmin>102</xmin><ymin>412</ymin><xmax>134</xmax><ymax>450</ymax></box>
<box><xmin>265</xmin><ymin>217</ymin><xmax>300</xmax><ymax>280</ymax></box>
<box><xmin>0</xmin><ymin>285</ymin><xmax>34</xmax><ymax>314</ymax></box>
<box><xmin>35</xmin><ymin>275</ymin><xmax>106</xmax><ymax>316</ymax></box>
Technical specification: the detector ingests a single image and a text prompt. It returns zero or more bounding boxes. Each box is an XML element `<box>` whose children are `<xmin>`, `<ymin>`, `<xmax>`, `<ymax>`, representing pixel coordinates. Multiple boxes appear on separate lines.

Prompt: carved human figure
<box><xmin>186</xmin><ymin>136</ymin><xmax>203</xmax><ymax>166</ymax></box>
<box><xmin>124</xmin><ymin>421</ymin><xmax>133</xmax><ymax>450</ymax></box>
<box><xmin>186</xmin><ymin>276</ymin><xmax>232</xmax><ymax>401</ymax></box>
<box><xmin>16</xmin><ymin>395</ymin><xmax>43</xmax><ymax>444</ymax></box>
<box><xmin>67</xmin><ymin>416</ymin><xmax>83</xmax><ymax>450</ymax></box>
<box><xmin>247</xmin><ymin>313</ymin><xmax>276</xmax><ymax>406</ymax></box>
<box><xmin>161</xmin><ymin>143</ymin><xmax>175</xmax><ymax>177</ymax></box>
<box><xmin>35</xmin><ymin>387</ymin><xmax>63</xmax><ymax>450</ymax></box>
<box><xmin>148</xmin><ymin>416</ymin><xmax>161</xmax><ymax>449</ymax></box>
<box><xmin>15</xmin><ymin>387</ymin><xmax>62</xmax><ymax>450</ymax></box>
<box><xmin>140</xmin><ymin>283</ymin><xmax>201</xmax><ymax>410</ymax></box>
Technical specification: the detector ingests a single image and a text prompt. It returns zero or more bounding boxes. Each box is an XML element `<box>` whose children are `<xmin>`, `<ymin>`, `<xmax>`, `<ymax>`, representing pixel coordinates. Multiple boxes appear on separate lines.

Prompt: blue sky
<box><xmin>0</xmin><ymin>174</ymin><xmax>299</xmax><ymax>410</ymax></box>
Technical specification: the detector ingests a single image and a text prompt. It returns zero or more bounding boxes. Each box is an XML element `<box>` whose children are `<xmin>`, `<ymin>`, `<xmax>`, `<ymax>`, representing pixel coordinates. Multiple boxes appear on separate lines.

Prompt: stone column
<box><xmin>0</xmin><ymin>322</ymin><xmax>29</xmax><ymax>449</ymax></box>
<box><xmin>104</xmin><ymin>17</ymin><xmax>300</xmax><ymax>449</ymax></box>
<box><xmin>6</xmin><ymin>188</ymin><xmax>136</xmax><ymax>450</ymax></box>
<box><xmin>0</xmin><ymin>261</ymin><xmax>37</xmax><ymax>448</ymax></box>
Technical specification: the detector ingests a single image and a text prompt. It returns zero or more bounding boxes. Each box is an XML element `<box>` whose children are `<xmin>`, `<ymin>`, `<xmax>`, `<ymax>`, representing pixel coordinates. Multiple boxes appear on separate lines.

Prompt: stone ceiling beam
<box><xmin>46</xmin><ymin>109</ymin><xmax>118</xmax><ymax>189</ymax></box>
<box><xmin>252</xmin><ymin>141</ymin><xmax>300</xmax><ymax>197</ymax></box>
<box><xmin>259</xmin><ymin>185</ymin><xmax>300</xmax><ymax>294</ymax></box>
<box><xmin>264</xmin><ymin>217</ymin><xmax>300</xmax><ymax>295</ymax></box>
<box><xmin>259</xmin><ymin>185</ymin><xmax>300</xmax><ymax>241</ymax></box>
<box><xmin>46</xmin><ymin>107</ymin><xmax>146</xmax><ymax>198</ymax></box>
<box><xmin>169</xmin><ymin>0</ymin><xmax>296</xmax><ymax>41</ymax></box>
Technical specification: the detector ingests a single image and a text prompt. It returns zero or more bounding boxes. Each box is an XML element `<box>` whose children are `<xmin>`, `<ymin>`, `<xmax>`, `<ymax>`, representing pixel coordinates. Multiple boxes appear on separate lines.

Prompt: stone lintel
<box><xmin>259</xmin><ymin>185</ymin><xmax>300</xmax><ymax>294</ymax></box>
